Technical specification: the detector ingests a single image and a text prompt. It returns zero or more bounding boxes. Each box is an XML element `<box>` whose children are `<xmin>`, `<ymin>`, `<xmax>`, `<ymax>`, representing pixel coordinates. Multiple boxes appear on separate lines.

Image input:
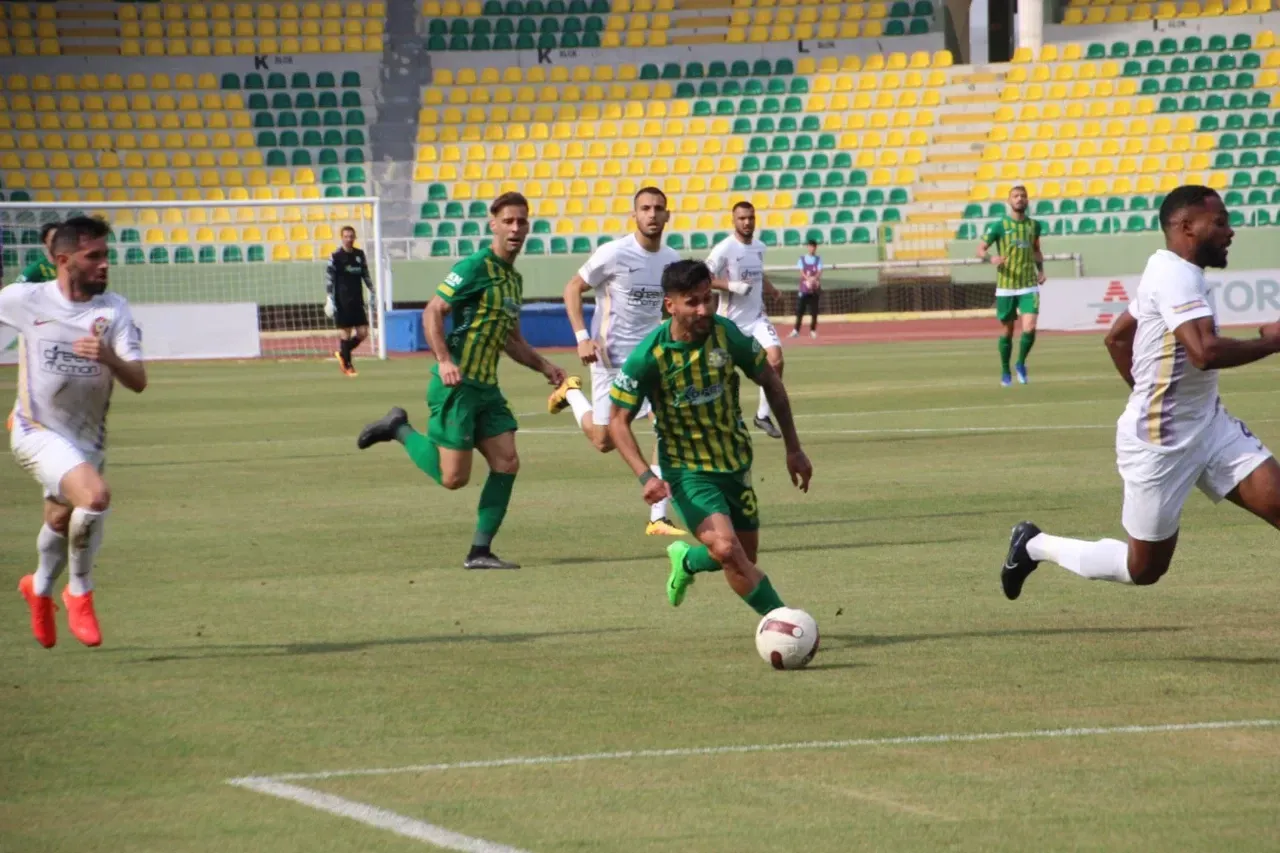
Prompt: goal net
<box><xmin>0</xmin><ymin>198</ymin><xmax>386</xmax><ymax>362</ymax></box>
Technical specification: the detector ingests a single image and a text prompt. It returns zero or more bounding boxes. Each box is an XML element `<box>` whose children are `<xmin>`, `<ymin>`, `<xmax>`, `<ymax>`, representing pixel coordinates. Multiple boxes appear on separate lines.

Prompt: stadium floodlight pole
<box><xmin>0</xmin><ymin>196</ymin><xmax>387</xmax><ymax>360</ymax></box>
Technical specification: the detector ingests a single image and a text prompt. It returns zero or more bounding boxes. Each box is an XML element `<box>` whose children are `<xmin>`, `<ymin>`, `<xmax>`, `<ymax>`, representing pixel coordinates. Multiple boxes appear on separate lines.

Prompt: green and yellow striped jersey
<box><xmin>435</xmin><ymin>247</ymin><xmax>522</xmax><ymax>386</ymax></box>
<box><xmin>982</xmin><ymin>216</ymin><xmax>1043</xmax><ymax>293</ymax></box>
<box><xmin>15</xmin><ymin>258</ymin><xmax>56</xmax><ymax>285</ymax></box>
<box><xmin>611</xmin><ymin>315</ymin><xmax>767</xmax><ymax>474</ymax></box>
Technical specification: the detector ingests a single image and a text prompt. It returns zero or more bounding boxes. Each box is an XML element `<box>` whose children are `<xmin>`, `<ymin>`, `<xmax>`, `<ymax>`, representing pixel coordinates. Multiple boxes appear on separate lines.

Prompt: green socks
<box><xmin>396</xmin><ymin>425</ymin><xmax>442</xmax><ymax>485</ymax></box>
<box><xmin>683</xmin><ymin>544</ymin><xmax>722</xmax><ymax>574</ymax></box>
<box><xmin>474</xmin><ymin>471</ymin><xmax>516</xmax><ymax>549</ymax></box>
<box><xmin>1017</xmin><ymin>330</ymin><xmax>1036</xmax><ymax>366</ymax></box>
<box><xmin>743</xmin><ymin>575</ymin><xmax>785</xmax><ymax>616</ymax></box>
<box><xmin>998</xmin><ymin>335</ymin><xmax>1013</xmax><ymax>375</ymax></box>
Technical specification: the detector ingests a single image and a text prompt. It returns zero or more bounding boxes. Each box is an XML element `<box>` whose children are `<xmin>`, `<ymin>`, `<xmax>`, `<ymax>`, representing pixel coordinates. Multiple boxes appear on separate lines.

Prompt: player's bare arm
<box><xmin>1174</xmin><ymin>315</ymin><xmax>1280</xmax><ymax>371</ymax></box>
<box><xmin>753</xmin><ymin>364</ymin><xmax>812</xmax><ymax>492</ymax></box>
<box><xmin>503</xmin><ymin>325</ymin><xmax>566</xmax><ymax>386</ymax></box>
<box><xmin>563</xmin><ymin>274</ymin><xmax>600</xmax><ymax>365</ymax></box>
<box><xmin>423</xmin><ymin>295</ymin><xmax>460</xmax><ymax>386</ymax></box>
<box><xmin>72</xmin><ymin>336</ymin><xmax>147</xmax><ymax>393</ymax></box>
<box><xmin>1103</xmin><ymin>309</ymin><xmax>1137</xmax><ymax>389</ymax></box>
<box><xmin>607</xmin><ymin>403</ymin><xmax>670</xmax><ymax>505</ymax></box>
<box><xmin>1033</xmin><ymin>236</ymin><xmax>1046</xmax><ymax>285</ymax></box>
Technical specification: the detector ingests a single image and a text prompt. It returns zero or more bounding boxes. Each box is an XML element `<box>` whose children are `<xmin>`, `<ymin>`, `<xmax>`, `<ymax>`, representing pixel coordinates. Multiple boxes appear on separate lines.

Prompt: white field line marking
<box><xmin>229</xmin><ymin>778</ymin><xmax>531</xmax><ymax>853</ymax></box>
<box><xmin>235</xmin><ymin>719</ymin><xmax>1280</xmax><ymax>783</ymax></box>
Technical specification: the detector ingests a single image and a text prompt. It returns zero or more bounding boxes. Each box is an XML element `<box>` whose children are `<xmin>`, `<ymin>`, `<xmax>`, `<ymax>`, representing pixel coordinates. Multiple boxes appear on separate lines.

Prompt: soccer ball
<box><xmin>755</xmin><ymin>607</ymin><xmax>819</xmax><ymax>670</ymax></box>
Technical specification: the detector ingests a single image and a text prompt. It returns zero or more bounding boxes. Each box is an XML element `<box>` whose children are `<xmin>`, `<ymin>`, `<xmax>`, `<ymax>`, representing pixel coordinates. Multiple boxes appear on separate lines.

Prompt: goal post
<box><xmin>0</xmin><ymin>197</ymin><xmax>387</xmax><ymax>362</ymax></box>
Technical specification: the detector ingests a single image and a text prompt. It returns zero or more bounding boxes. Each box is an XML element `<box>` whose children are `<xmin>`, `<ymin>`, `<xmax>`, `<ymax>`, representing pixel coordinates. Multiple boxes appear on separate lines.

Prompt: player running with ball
<box><xmin>608</xmin><ymin>259</ymin><xmax>812</xmax><ymax>618</ymax></box>
<box><xmin>4</xmin><ymin>217</ymin><xmax>147</xmax><ymax>648</ymax></box>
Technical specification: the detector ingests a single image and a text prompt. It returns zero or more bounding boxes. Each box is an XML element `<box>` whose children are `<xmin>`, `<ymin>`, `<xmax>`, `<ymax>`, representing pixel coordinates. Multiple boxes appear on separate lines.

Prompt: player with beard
<box><xmin>548</xmin><ymin>186</ymin><xmax>687</xmax><ymax>536</ymax></box>
<box><xmin>1001</xmin><ymin>186</ymin><xmax>1280</xmax><ymax>598</ymax></box>
<box><xmin>978</xmin><ymin>185</ymin><xmax>1046</xmax><ymax>386</ymax></box>
<box><xmin>4</xmin><ymin>216</ymin><xmax>147</xmax><ymax>648</ymax></box>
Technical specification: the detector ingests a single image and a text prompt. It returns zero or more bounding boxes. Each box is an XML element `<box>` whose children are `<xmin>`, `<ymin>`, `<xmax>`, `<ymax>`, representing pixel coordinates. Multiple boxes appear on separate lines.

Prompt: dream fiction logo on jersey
<box><xmin>40</xmin><ymin>341</ymin><xmax>103</xmax><ymax>378</ymax></box>
<box><xmin>1090</xmin><ymin>281</ymin><xmax>1131</xmax><ymax>326</ymax></box>
<box><xmin>625</xmin><ymin>287</ymin><xmax>663</xmax><ymax>309</ymax></box>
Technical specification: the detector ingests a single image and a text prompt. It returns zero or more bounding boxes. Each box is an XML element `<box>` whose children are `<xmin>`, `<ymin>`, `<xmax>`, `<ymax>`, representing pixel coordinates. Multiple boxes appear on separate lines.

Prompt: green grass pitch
<box><xmin>2</xmin><ymin>334</ymin><xmax>1278</xmax><ymax>852</ymax></box>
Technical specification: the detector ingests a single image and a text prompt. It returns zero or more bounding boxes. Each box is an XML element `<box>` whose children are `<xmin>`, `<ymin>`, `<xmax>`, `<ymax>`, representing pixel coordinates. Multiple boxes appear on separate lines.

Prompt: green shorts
<box><xmin>666</xmin><ymin>468</ymin><xmax>760</xmax><ymax>534</ymax></box>
<box><xmin>425</xmin><ymin>371</ymin><xmax>517</xmax><ymax>451</ymax></box>
<box><xmin>995</xmin><ymin>292</ymin><xmax>1040</xmax><ymax>323</ymax></box>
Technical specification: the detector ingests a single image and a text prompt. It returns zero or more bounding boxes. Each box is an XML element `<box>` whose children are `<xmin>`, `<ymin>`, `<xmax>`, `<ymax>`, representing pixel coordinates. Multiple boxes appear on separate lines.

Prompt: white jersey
<box><xmin>706</xmin><ymin>236</ymin><xmax>767</xmax><ymax>327</ymax></box>
<box><xmin>1117</xmin><ymin>249</ymin><xmax>1219</xmax><ymax>452</ymax></box>
<box><xmin>0</xmin><ymin>280</ymin><xmax>142</xmax><ymax>453</ymax></box>
<box><xmin>578</xmin><ymin>234</ymin><xmax>680</xmax><ymax>368</ymax></box>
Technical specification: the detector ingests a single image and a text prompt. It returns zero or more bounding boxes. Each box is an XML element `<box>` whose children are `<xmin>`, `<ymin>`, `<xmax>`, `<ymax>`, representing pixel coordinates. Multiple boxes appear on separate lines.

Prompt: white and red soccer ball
<box><xmin>755</xmin><ymin>607</ymin><xmax>819</xmax><ymax>670</ymax></box>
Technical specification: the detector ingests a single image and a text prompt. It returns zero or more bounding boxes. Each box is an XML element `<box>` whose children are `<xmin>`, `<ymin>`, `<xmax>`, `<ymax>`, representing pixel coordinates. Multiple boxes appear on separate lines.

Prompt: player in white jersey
<box><xmin>3</xmin><ymin>217</ymin><xmax>147</xmax><ymax>648</ymax></box>
<box><xmin>548</xmin><ymin>186</ymin><xmax>687</xmax><ymax>536</ymax></box>
<box><xmin>1000</xmin><ymin>186</ymin><xmax>1280</xmax><ymax>598</ymax></box>
<box><xmin>705</xmin><ymin>201</ymin><xmax>785</xmax><ymax>439</ymax></box>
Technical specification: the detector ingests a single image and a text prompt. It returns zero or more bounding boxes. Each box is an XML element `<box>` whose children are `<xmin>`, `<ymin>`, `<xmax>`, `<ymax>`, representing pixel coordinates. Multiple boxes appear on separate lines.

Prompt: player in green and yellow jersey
<box><xmin>11</xmin><ymin>222</ymin><xmax>59</xmax><ymax>285</ymax></box>
<box><xmin>356</xmin><ymin>192</ymin><xmax>566</xmax><ymax>569</ymax></box>
<box><xmin>978</xmin><ymin>185</ymin><xmax>1046</xmax><ymax>387</ymax></box>
<box><xmin>608</xmin><ymin>259</ymin><xmax>813</xmax><ymax>617</ymax></box>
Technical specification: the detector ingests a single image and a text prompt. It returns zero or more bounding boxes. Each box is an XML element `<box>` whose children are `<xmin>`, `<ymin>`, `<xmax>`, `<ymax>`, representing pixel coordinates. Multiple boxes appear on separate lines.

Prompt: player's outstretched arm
<box><xmin>755</xmin><ymin>364</ymin><xmax>812</xmax><ymax>492</ymax></box>
<box><xmin>503</xmin><ymin>325</ymin><xmax>565</xmax><ymax>386</ymax></box>
<box><xmin>1033</xmin><ymin>234</ymin><xmax>1046</xmax><ymax>284</ymax></box>
<box><xmin>423</xmin><ymin>295</ymin><xmax>461</xmax><ymax>386</ymax></box>
<box><xmin>1104</xmin><ymin>309</ymin><xmax>1138</xmax><ymax>389</ymax></box>
<box><xmin>607</xmin><ymin>404</ymin><xmax>670</xmax><ymax>505</ymax></box>
<box><xmin>1175</xmin><ymin>316</ymin><xmax>1280</xmax><ymax>371</ymax></box>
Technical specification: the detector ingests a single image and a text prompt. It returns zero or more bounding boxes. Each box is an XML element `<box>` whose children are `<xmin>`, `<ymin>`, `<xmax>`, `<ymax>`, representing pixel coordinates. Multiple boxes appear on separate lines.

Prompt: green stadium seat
<box><xmin>1260</xmin><ymin>170</ymin><xmax>1278</xmax><ymax>188</ymax></box>
<box><xmin>666</xmin><ymin>234</ymin><xmax>685</xmax><ymax>251</ymax></box>
<box><xmin>1066</xmin><ymin>198</ymin><xmax>1085</xmax><ymax>214</ymax></box>
<box><xmin>1257</xmin><ymin>210</ymin><xmax>1274</xmax><ymax>226</ymax></box>
<box><xmin>849</xmin><ymin>227</ymin><xmax>869</xmax><ymax>243</ymax></box>
<box><xmin>662</xmin><ymin>62</ymin><xmax>682</xmax><ymax>79</ymax></box>
<box><xmin>731</xmin><ymin>60</ymin><xmax>750</xmax><ymax>77</ymax></box>
<box><xmin>174</xmin><ymin>247</ymin><xmax>195</xmax><ymax>264</ymax></box>
<box><xmin>296</xmin><ymin>92</ymin><xmax>317</xmax><ymax>110</ymax></box>
<box><xmin>1124</xmin><ymin>215</ymin><xmax>1146</xmax><ymax>232</ymax></box>
<box><xmin>437</xmin><ymin>222</ymin><xmax>457</xmax><ymax>238</ymax></box>
<box><xmin>686</xmin><ymin>62</ymin><xmax>705</xmax><ymax>79</ymax></box>
<box><xmin>445</xmin><ymin>201</ymin><xmax>465</xmax><ymax>219</ymax></box>
<box><xmin>1086</xmin><ymin>42</ymin><xmax>1105</xmax><ymax>59</ymax></box>
<box><xmin>450</xmin><ymin>34</ymin><xmax>469</xmax><ymax>49</ymax></box>
<box><xmin>640</xmin><ymin>63</ymin><xmax>659</xmax><ymax>80</ymax></box>
<box><xmin>677</xmin><ymin>82</ymin><xmax>697</xmax><ymax>99</ymax></box>
<box><xmin>413</xmin><ymin>222</ymin><xmax>434</xmax><ymax>238</ymax></box>
<box><xmin>248</xmin><ymin>93</ymin><xmax>269</xmax><ymax>110</ymax></box>
<box><xmin>431</xmin><ymin>240</ymin><xmax>452</xmax><ymax>257</ymax></box>
<box><xmin>461</xmin><ymin>221</ymin><xmax>481</xmax><ymax>237</ymax></box>
<box><xmin>318</xmin><ymin>91</ymin><xmax>338</xmax><ymax>109</ymax></box>
<box><xmin>1159</xmin><ymin>38</ymin><xmax>1178</xmax><ymax>55</ymax></box>
<box><xmin>454</xmin><ymin>240</ymin><xmax>474</xmax><ymax>257</ymax></box>
<box><xmin>427</xmin><ymin>35</ymin><xmax>446</xmax><ymax>50</ymax></box>
<box><xmin>956</xmin><ymin>222</ymin><xmax>977</xmax><ymax>240</ymax></box>
<box><xmin>429</xmin><ymin>183</ymin><xmax>448</xmax><ymax>201</ymax></box>
<box><xmin>1242</xmin><ymin>52</ymin><xmax>1261</xmax><ymax>70</ymax></box>
<box><xmin>709</xmin><ymin>61</ymin><xmax>727</xmax><ymax>79</ymax></box>
<box><xmin>1232</xmin><ymin>33</ymin><xmax>1251</xmax><ymax>50</ymax></box>
<box><xmin>221</xmin><ymin>246</ymin><xmax>242</xmax><ymax>263</ymax></box>
<box><xmin>1134</xmin><ymin>40</ymin><xmax>1153</xmax><ymax>57</ymax></box>
<box><xmin>571</xmin><ymin>236</ymin><xmax>592</xmax><ymax>253</ymax></box>
<box><xmin>812</xmin><ymin>211</ymin><xmax>831</xmax><ymax>225</ymax></box>
<box><xmin>778</xmin><ymin>116</ymin><xmax>797</xmax><ymax>133</ymax></box>
<box><xmin>1077</xmin><ymin>218</ymin><xmax>1098</xmax><ymax>235</ymax></box>
<box><xmin>221</xmin><ymin>73</ymin><xmax>241</xmax><ymax>90</ymax></box>
<box><xmin>783</xmin><ymin>174</ymin><xmax>801</xmax><ymax>190</ymax></box>
<box><xmin>850</xmin><ymin>170</ymin><xmax>867</xmax><ymax>187</ymax></box>
<box><xmin>859</xmin><ymin>209</ymin><xmax>878</xmax><ymax>223</ymax></box>
<box><xmin>148</xmin><ymin>247</ymin><xmax>169</xmax><ymax>265</ymax></box>
<box><xmin>532</xmin><ymin>219</ymin><xmax>551</xmax><ymax>234</ymax></box>
<box><xmin>272</xmin><ymin>92</ymin><xmax>292</xmax><ymax>109</ymax></box>
<box><xmin>1034</xmin><ymin>200</ymin><xmax>1054</xmax><ymax>216</ymax></box>
<box><xmin>755</xmin><ymin>174</ymin><xmax>776</xmax><ymax>190</ymax></box>
<box><xmin>474</xmin><ymin>18</ymin><xmax>492</xmax><ymax>36</ymax></box>
<box><xmin>321</xmin><ymin>167</ymin><xmax>342</xmax><ymax>185</ymax></box>
<box><xmin>732</xmin><ymin>175</ymin><xmax>752</xmax><ymax>192</ymax></box>
<box><xmin>1229</xmin><ymin>210</ymin><xmax>1247</xmax><ymax>228</ymax></box>
<box><xmin>759</xmin><ymin>229</ymin><xmax>777</xmax><ymax>247</ymax></box>
<box><xmin>268</xmin><ymin>72</ymin><xmax>287</xmax><ymax>89</ymax></box>
<box><xmin>291</xmin><ymin>150</ymin><xmax>312</xmax><ymax>167</ymax></box>
<box><xmin>119</xmin><ymin>228</ymin><xmax>141</xmax><ymax>244</ymax></box>
<box><xmin>1232</xmin><ymin>171</ymin><xmax>1252</xmax><ymax>188</ymax></box>
<box><xmin>1239</xmin><ymin>151</ymin><xmax>1259</xmax><ymax>168</ymax></box>
<box><xmin>1110</xmin><ymin>41</ymin><xmax>1130</xmax><ymax>58</ymax></box>
<box><xmin>885</xmin><ymin>20</ymin><xmax>905</xmax><ymax>35</ymax></box>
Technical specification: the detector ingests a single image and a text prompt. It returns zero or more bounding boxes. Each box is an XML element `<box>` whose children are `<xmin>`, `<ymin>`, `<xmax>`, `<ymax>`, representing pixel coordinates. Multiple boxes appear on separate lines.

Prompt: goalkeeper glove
<box><xmin>324</xmin><ymin>295</ymin><xmax>335</xmax><ymax>318</ymax></box>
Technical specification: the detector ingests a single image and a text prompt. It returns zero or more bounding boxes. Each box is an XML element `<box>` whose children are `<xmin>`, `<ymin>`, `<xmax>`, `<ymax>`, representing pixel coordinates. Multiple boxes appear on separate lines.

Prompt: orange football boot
<box><xmin>18</xmin><ymin>575</ymin><xmax>56</xmax><ymax>648</ymax></box>
<box><xmin>62</xmin><ymin>588</ymin><xmax>102</xmax><ymax>647</ymax></box>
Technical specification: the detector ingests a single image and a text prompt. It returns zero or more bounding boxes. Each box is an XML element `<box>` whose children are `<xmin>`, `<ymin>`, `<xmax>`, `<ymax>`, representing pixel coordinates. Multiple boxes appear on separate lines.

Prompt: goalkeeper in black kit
<box><xmin>326</xmin><ymin>225</ymin><xmax>375</xmax><ymax>376</ymax></box>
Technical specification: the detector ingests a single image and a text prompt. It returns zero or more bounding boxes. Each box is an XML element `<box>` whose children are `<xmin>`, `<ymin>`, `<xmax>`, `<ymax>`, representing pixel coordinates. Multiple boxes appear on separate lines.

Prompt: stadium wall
<box><xmin>79</xmin><ymin>228</ymin><xmax>1280</xmax><ymax>304</ymax></box>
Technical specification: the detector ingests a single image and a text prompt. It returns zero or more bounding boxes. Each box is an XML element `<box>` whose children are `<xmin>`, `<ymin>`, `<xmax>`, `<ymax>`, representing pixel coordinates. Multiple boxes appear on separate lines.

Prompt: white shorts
<box><xmin>10</xmin><ymin>426</ymin><xmax>104</xmax><ymax>503</ymax></box>
<box><xmin>741</xmin><ymin>318</ymin><xmax>782</xmax><ymax>351</ymax></box>
<box><xmin>591</xmin><ymin>363</ymin><xmax>652</xmax><ymax>425</ymax></box>
<box><xmin>1117</xmin><ymin>407</ymin><xmax>1272</xmax><ymax>541</ymax></box>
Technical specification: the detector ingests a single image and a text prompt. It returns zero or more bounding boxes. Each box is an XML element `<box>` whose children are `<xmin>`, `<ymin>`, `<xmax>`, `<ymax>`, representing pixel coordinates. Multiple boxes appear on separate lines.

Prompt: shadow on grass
<box><xmin>821</xmin><ymin>625</ymin><xmax>1187</xmax><ymax>650</ymax></box>
<box><xmin>115</xmin><ymin>627</ymin><xmax>643</xmax><ymax>663</ymax></box>
<box><xmin>539</xmin><ymin>536</ymin><xmax>973</xmax><ymax>568</ymax></box>
<box><xmin>1174</xmin><ymin>656</ymin><xmax>1280</xmax><ymax>665</ymax></box>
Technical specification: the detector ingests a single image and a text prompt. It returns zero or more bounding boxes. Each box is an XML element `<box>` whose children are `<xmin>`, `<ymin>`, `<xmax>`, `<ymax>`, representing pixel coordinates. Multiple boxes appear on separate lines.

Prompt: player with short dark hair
<box><xmin>355</xmin><ymin>192</ymin><xmax>566</xmax><ymax>569</ymax></box>
<box><xmin>13</xmin><ymin>221</ymin><xmax>59</xmax><ymax>285</ymax></box>
<box><xmin>549</xmin><ymin>185</ymin><xmax>687</xmax><ymax>536</ymax></box>
<box><xmin>325</xmin><ymin>225</ymin><xmax>374</xmax><ymax>376</ymax></box>
<box><xmin>608</xmin><ymin>259</ymin><xmax>813</xmax><ymax>617</ymax></box>
<box><xmin>5</xmin><ymin>216</ymin><xmax>147</xmax><ymax>648</ymax></box>
<box><xmin>978</xmin><ymin>185</ymin><xmax>1045</xmax><ymax>386</ymax></box>
<box><xmin>1002</xmin><ymin>186</ymin><xmax>1280</xmax><ymax>597</ymax></box>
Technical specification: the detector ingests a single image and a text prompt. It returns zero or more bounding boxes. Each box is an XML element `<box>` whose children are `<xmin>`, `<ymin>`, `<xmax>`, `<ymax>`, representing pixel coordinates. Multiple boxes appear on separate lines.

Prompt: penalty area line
<box><xmin>228</xmin><ymin>777</ymin><xmax>531</xmax><ymax>853</ymax></box>
<box><xmin>235</xmin><ymin>718</ymin><xmax>1280</xmax><ymax>784</ymax></box>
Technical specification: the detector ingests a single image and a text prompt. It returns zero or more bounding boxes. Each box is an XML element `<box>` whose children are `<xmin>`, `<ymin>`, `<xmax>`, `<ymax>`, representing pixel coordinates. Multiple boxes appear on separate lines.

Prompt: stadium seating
<box><xmin>115</xmin><ymin>1</ymin><xmax>386</xmax><ymax>56</ymax></box>
<box><xmin>1061</xmin><ymin>0</ymin><xmax>1273</xmax><ymax>26</ymax></box>
<box><xmin>966</xmin><ymin>31</ymin><xmax>1280</xmax><ymax>237</ymax></box>
<box><xmin>420</xmin><ymin>0</ymin><xmax>936</xmax><ymax>51</ymax></box>
<box><xmin>412</xmin><ymin>51</ymin><xmax>954</xmax><ymax>254</ymax></box>
<box><xmin>0</xmin><ymin>2</ymin><xmax>61</xmax><ymax>57</ymax></box>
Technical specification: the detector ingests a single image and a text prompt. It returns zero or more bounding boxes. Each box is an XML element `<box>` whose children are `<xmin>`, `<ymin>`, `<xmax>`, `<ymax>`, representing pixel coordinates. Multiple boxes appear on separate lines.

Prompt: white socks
<box><xmin>756</xmin><ymin>387</ymin><xmax>770</xmax><ymax>421</ymax></box>
<box><xmin>33</xmin><ymin>524</ymin><xmax>68</xmax><ymax>597</ymax></box>
<box><xmin>1027</xmin><ymin>533</ymin><xmax>1133</xmax><ymax>584</ymax></box>
<box><xmin>649</xmin><ymin>465</ymin><xmax>670</xmax><ymax>522</ymax></box>
<box><xmin>67</xmin><ymin>508</ymin><xmax>107</xmax><ymax>596</ymax></box>
<box><xmin>565</xmin><ymin>388</ymin><xmax>593</xmax><ymax>428</ymax></box>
